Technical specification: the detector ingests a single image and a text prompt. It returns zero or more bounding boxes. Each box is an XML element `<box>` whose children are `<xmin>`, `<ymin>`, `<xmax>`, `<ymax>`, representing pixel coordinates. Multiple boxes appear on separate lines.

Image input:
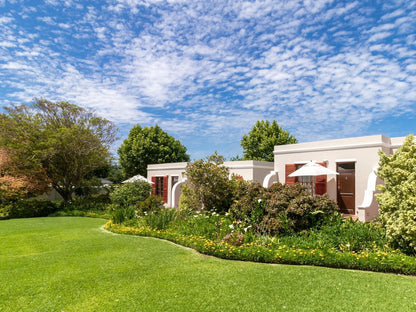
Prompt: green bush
<box><xmin>179</xmin><ymin>153</ymin><xmax>235</xmax><ymax>213</ymax></box>
<box><xmin>268</xmin><ymin>214</ymin><xmax>388</xmax><ymax>252</ymax></box>
<box><xmin>171</xmin><ymin>210</ymin><xmax>233</xmax><ymax>240</ymax></box>
<box><xmin>58</xmin><ymin>194</ymin><xmax>110</xmax><ymax>212</ymax></box>
<box><xmin>109</xmin><ymin>181</ymin><xmax>151</xmax><ymax>207</ymax></box>
<box><xmin>143</xmin><ymin>208</ymin><xmax>178</xmax><ymax>230</ymax></box>
<box><xmin>229</xmin><ymin>182</ymin><xmax>266</xmax><ymax>225</ymax></box>
<box><xmin>1</xmin><ymin>200</ymin><xmax>58</xmax><ymax>218</ymax></box>
<box><xmin>110</xmin><ymin>204</ymin><xmax>136</xmax><ymax>224</ymax></box>
<box><xmin>376</xmin><ymin>134</ymin><xmax>416</xmax><ymax>254</ymax></box>
<box><xmin>137</xmin><ymin>195</ymin><xmax>165</xmax><ymax>214</ymax></box>
<box><xmin>230</xmin><ymin>182</ymin><xmax>339</xmax><ymax>235</ymax></box>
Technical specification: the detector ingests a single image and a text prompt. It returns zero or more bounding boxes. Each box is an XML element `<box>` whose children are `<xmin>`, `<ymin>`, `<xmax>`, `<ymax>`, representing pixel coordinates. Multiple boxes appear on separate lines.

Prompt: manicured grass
<box><xmin>1</xmin><ymin>217</ymin><xmax>416</xmax><ymax>311</ymax></box>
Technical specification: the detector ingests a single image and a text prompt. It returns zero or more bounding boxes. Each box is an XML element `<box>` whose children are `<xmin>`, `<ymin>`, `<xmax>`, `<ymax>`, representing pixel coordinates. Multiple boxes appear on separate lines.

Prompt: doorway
<box><xmin>337</xmin><ymin>162</ymin><xmax>355</xmax><ymax>214</ymax></box>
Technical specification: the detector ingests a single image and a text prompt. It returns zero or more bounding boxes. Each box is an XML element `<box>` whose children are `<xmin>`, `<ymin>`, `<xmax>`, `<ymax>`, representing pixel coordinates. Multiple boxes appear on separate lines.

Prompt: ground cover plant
<box><xmin>2</xmin><ymin>217</ymin><xmax>416</xmax><ymax>312</ymax></box>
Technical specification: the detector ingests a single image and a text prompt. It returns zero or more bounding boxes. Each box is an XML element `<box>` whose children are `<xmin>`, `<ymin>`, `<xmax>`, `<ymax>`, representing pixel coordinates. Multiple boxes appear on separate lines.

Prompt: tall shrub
<box><xmin>109</xmin><ymin>181</ymin><xmax>152</xmax><ymax>208</ymax></box>
<box><xmin>376</xmin><ymin>134</ymin><xmax>416</xmax><ymax>253</ymax></box>
<box><xmin>179</xmin><ymin>152</ymin><xmax>234</xmax><ymax>213</ymax></box>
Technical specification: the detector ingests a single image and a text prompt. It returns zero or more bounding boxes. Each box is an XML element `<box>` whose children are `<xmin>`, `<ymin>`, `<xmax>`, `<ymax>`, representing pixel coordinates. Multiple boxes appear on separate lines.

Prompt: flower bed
<box><xmin>105</xmin><ymin>220</ymin><xmax>416</xmax><ymax>275</ymax></box>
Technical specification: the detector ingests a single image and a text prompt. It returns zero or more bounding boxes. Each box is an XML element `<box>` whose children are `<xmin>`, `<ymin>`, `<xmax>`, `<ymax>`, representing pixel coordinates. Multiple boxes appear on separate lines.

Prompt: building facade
<box><xmin>146</xmin><ymin>134</ymin><xmax>406</xmax><ymax>221</ymax></box>
<box><xmin>273</xmin><ymin>135</ymin><xmax>405</xmax><ymax>221</ymax></box>
<box><xmin>147</xmin><ymin>160</ymin><xmax>275</xmax><ymax>208</ymax></box>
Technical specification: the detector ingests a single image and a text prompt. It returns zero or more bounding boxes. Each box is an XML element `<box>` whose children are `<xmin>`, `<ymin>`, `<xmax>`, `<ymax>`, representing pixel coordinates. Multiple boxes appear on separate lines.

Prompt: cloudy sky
<box><xmin>1</xmin><ymin>0</ymin><xmax>415</xmax><ymax>159</ymax></box>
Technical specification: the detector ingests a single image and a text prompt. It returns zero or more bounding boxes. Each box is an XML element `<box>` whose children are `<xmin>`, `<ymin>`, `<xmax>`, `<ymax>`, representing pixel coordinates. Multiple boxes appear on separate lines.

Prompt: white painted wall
<box><xmin>274</xmin><ymin>135</ymin><xmax>406</xmax><ymax>221</ymax></box>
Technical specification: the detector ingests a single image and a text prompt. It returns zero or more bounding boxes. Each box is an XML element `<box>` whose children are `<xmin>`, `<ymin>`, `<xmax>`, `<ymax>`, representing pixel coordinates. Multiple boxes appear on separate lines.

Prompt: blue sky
<box><xmin>1</xmin><ymin>0</ymin><xmax>415</xmax><ymax>160</ymax></box>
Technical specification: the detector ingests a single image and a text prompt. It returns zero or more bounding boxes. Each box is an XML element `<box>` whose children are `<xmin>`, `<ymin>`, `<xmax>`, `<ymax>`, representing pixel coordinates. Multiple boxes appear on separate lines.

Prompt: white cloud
<box><xmin>1</xmin><ymin>0</ymin><xmax>415</xmax><ymax>157</ymax></box>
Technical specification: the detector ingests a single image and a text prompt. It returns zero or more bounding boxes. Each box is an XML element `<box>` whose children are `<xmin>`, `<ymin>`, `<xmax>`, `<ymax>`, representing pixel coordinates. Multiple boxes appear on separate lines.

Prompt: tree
<box><xmin>241</xmin><ymin>120</ymin><xmax>297</xmax><ymax>162</ymax></box>
<box><xmin>376</xmin><ymin>134</ymin><xmax>416</xmax><ymax>252</ymax></box>
<box><xmin>0</xmin><ymin>99</ymin><xmax>117</xmax><ymax>201</ymax></box>
<box><xmin>179</xmin><ymin>152</ymin><xmax>234</xmax><ymax>213</ymax></box>
<box><xmin>118</xmin><ymin>124</ymin><xmax>190</xmax><ymax>178</ymax></box>
<box><xmin>0</xmin><ymin>147</ymin><xmax>50</xmax><ymax>201</ymax></box>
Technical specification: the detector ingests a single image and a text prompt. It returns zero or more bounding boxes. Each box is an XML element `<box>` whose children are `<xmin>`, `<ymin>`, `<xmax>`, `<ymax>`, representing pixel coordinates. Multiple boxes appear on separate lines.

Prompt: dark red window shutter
<box><xmin>162</xmin><ymin>176</ymin><xmax>168</xmax><ymax>202</ymax></box>
<box><xmin>151</xmin><ymin>177</ymin><xmax>156</xmax><ymax>195</ymax></box>
<box><xmin>285</xmin><ymin>164</ymin><xmax>297</xmax><ymax>184</ymax></box>
<box><xmin>315</xmin><ymin>162</ymin><xmax>327</xmax><ymax>195</ymax></box>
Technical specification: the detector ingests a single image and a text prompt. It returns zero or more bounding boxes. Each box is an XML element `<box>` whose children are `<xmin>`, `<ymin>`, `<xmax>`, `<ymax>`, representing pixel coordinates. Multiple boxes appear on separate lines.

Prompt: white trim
<box><xmin>293</xmin><ymin>160</ymin><xmax>314</xmax><ymax>164</ymax></box>
<box><xmin>335</xmin><ymin>159</ymin><xmax>357</xmax><ymax>163</ymax></box>
<box><xmin>358</xmin><ymin>167</ymin><xmax>378</xmax><ymax>209</ymax></box>
<box><xmin>263</xmin><ymin>171</ymin><xmax>277</xmax><ymax>188</ymax></box>
<box><xmin>152</xmin><ymin>174</ymin><xmax>168</xmax><ymax>177</ymax></box>
<box><xmin>224</xmin><ymin>164</ymin><xmax>274</xmax><ymax>170</ymax></box>
<box><xmin>275</xmin><ymin>141</ymin><xmax>391</xmax><ymax>155</ymax></box>
<box><xmin>172</xmin><ymin>178</ymin><xmax>187</xmax><ymax>208</ymax></box>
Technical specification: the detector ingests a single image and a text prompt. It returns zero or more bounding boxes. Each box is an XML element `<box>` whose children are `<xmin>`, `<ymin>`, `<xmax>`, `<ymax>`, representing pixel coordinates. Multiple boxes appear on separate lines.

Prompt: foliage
<box><xmin>222</xmin><ymin>232</ymin><xmax>244</xmax><ymax>246</ymax></box>
<box><xmin>0</xmin><ymin>147</ymin><xmax>50</xmax><ymax>201</ymax></box>
<box><xmin>230</xmin><ymin>182</ymin><xmax>339</xmax><ymax>235</ymax></box>
<box><xmin>137</xmin><ymin>195</ymin><xmax>165</xmax><ymax>214</ymax></box>
<box><xmin>110</xmin><ymin>205</ymin><xmax>136</xmax><ymax>224</ymax></box>
<box><xmin>143</xmin><ymin>208</ymin><xmax>179</xmax><ymax>230</ymax></box>
<box><xmin>179</xmin><ymin>152</ymin><xmax>235</xmax><ymax>213</ymax></box>
<box><xmin>240</xmin><ymin>120</ymin><xmax>297</xmax><ymax>162</ymax></box>
<box><xmin>109</xmin><ymin>181</ymin><xmax>151</xmax><ymax>208</ymax></box>
<box><xmin>118</xmin><ymin>124</ymin><xmax>189</xmax><ymax>178</ymax></box>
<box><xmin>58</xmin><ymin>194</ymin><xmax>111</xmax><ymax>212</ymax></box>
<box><xmin>376</xmin><ymin>134</ymin><xmax>416</xmax><ymax>253</ymax></box>
<box><xmin>0</xmin><ymin>199</ymin><xmax>58</xmax><ymax>218</ymax></box>
<box><xmin>107</xmin><ymin>220</ymin><xmax>416</xmax><ymax>275</ymax></box>
<box><xmin>0</xmin><ymin>99</ymin><xmax>117</xmax><ymax>201</ymax></box>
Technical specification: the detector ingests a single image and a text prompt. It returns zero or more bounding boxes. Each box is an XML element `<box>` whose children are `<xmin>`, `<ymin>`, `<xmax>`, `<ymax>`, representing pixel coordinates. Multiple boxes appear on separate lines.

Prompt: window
<box><xmin>151</xmin><ymin>176</ymin><xmax>168</xmax><ymax>202</ymax></box>
<box><xmin>285</xmin><ymin>163</ymin><xmax>327</xmax><ymax>195</ymax></box>
<box><xmin>155</xmin><ymin>177</ymin><xmax>164</xmax><ymax>198</ymax></box>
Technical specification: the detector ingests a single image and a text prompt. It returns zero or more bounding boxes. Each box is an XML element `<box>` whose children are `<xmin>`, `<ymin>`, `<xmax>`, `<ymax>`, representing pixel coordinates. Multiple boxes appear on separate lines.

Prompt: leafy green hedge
<box><xmin>105</xmin><ymin>221</ymin><xmax>416</xmax><ymax>275</ymax></box>
<box><xmin>0</xmin><ymin>200</ymin><xmax>59</xmax><ymax>218</ymax></box>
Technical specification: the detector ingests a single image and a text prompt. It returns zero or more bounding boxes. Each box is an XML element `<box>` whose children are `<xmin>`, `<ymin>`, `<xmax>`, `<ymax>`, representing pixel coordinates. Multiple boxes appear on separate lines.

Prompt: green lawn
<box><xmin>1</xmin><ymin>217</ymin><xmax>416</xmax><ymax>312</ymax></box>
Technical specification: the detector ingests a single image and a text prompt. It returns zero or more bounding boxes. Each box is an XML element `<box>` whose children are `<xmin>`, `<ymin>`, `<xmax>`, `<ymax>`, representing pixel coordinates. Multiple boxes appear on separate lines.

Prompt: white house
<box><xmin>147</xmin><ymin>134</ymin><xmax>406</xmax><ymax>221</ymax></box>
<box><xmin>272</xmin><ymin>135</ymin><xmax>405</xmax><ymax>221</ymax></box>
<box><xmin>147</xmin><ymin>160</ymin><xmax>275</xmax><ymax>208</ymax></box>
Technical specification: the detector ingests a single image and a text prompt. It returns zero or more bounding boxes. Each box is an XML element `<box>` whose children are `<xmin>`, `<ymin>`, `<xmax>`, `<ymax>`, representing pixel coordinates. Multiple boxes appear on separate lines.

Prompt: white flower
<box><xmin>229</xmin><ymin>224</ymin><xmax>234</xmax><ymax>229</ymax></box>
<box><xmin>225</xmin><ymin>212</ymin><xmax>229</xmax><ymax>216</ymax></box>
<box><xmin>258</xmin><ymin>199</ymin><xmax>262</xmax><ymax>203</ymax></box>
<box><xmin>244</xmin><ymin>225</ymin><xmax>252</xmax><ymax>232</ymax></box>
<box><xmin>346</xmin><ymin>243</ymin><xmax>350</xmax><ymax>248</ymax></box>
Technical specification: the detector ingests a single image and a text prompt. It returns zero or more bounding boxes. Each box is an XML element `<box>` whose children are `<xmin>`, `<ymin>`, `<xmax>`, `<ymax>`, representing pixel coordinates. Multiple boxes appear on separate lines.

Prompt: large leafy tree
<box><xmin>376</xmin><ymin>134</ymin><xmax>416</xmax><ymax>252</ymax></box>
<box><xmin>0</xmin><ymin>99</ymin><xmax>117</xmax><ymax>201</ymax></box>
<box><xmin>118</xmin><ymin>124</ymin><xmax>190</xmax><ymax>177</ymax></box>
<box><xmin>241</xmin><ymin>120</ymin><xmax>297</xmax><ymax>162</ymax></box>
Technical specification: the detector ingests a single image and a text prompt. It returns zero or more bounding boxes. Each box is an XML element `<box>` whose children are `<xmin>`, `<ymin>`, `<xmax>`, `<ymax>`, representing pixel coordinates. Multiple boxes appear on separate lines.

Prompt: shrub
<box><xmin>171</xmin><ymin>210</ymin><xmax>233</xmax><ymax>240</ymax></box>
<box><xmin>222</xmin><ymin>232</ymin><xmax>244</xmax><ymax>246</ymax></box>
<box><xmin>110</xmin><ymin>204</ymin><xmax>136</xmax><ymax>224</ymax></box>
<box><xmin>137</xmin><ymin>195</ymin><xmax>165</xmax><ymax>214</ymax></box>
<box><xmin>229</xmin><ymin>182</ymin><xmax>266</xmax><ymax>225</ymax></box>
<box><xmin>109</xmin><ymin>181</ymin><xmax>151</xmax><ymax>207</ymax></box>
<box><xmin>261</xmin><ymin>190</ymin><xmax>338</xmax><ymax>235</ymax></box>
<box><xmin>143</xmin><ymin>208</ymin><xmax>178</xmax><ymax>230</ymax></box>
<box><xmin>230</xmin><ymin>182</ymin><xmax>339</xmax><ymax>235</ymax></box>
<box><xmin>58</xmin><ymin>194</ymin><xmax>110</xmax><ymax>212</ymax></box>
<box><xmin>179</xmin><ymin>153</ymin><xmax>234</xmax><ymax>213</ymax></box>
<box><xmin>1</xmin><ymin>200</ymin><xmax>58</xmax><ymax>218</ymax></box>
<box><xmin>376</xmin><ymin>134</ymin><xmax>416</xmax><ymax>254</ymax></box>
